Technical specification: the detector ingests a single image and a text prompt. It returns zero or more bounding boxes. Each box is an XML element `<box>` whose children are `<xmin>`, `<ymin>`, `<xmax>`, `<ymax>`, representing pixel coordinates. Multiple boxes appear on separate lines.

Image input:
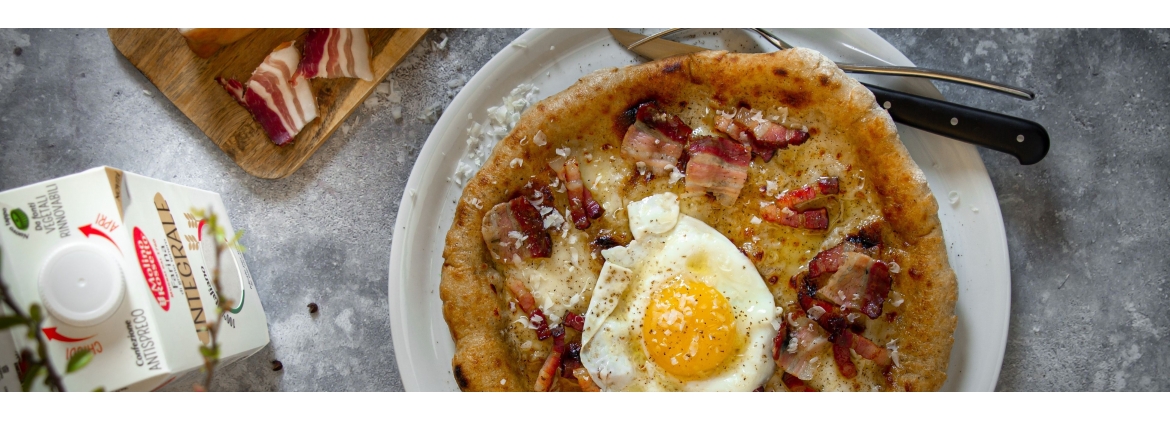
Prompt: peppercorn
<box><xmin>307</xmin><ymin>303</ymin><xmax>319</xmax><ymax>314</ymax></box>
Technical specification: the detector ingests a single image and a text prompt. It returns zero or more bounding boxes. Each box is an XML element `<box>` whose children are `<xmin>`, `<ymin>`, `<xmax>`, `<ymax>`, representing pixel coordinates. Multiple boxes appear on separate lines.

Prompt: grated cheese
<box><xmin>452</xmin><ymin>84</ymin><xmax>540</xmax><ymax>186</ymax></box>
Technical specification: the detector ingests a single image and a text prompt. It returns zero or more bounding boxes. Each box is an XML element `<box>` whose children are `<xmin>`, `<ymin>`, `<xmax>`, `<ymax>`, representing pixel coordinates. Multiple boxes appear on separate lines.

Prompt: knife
<box><xmin>609</xmin><ymin>29</ymin><xmax>1050</xmax><ymax>165</ymax></box>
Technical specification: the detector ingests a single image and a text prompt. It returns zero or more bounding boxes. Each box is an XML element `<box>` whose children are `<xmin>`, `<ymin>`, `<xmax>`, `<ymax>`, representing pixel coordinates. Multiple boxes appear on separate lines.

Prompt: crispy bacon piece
<box><xmin>807</xmin><ymin>236</ymin><xmax>881</xmax><ymax>280</ymax></box>
<box><xmin>833</xmin><ymin>336</ymin><xmax>858</xmax><ymax>379</ymax></box>
<box><xmin>809</xmin><ymin>252</ymin><xmax>891</xmax><ymax>319</ymax></box>
<box><xmin>178</xmin><ymin>28</ymin><xmax>257</xmax><ymax>58</ymax></box>
<box><xmin>621</xmin><ymin>122</ymin><xmax>686</xmax><ymax>176</ymax></box>
<box><xmin>481</xmin><ymin>197</ymin><xmax>553</xmax><ymax>264</ymax></box>
<box><xmin>506</xmin><ymin>277</ymin><xmax>536</xmax><ymax>314</ymax></box>
<box><xmin>574</xmin><ymin>367</ymin><xmax>602</xmax><ymax>392</ymax></box>
<box><xmin>714</xmin><ymin>107</ymin><xmax>809</xmax><ymax>162</ymax></box>
<box><xmin>635</xmin><ymin>102</ymin><xmax>692</xmax><ymax>144</ymax></box>
<box><xmin>776</xmin><ymin>314</ymin><xmax>831</xmax><ymax>381</ymax></box>
<box><xmin>550</xmin><ymin>157</ymin><xmax>604</xmax><ymax>229</ymax></box>
<box><xmin>817</xmin><ymin>252</ymin><xmax>873</xmax><ymax>311</ymax></box>
<box><xmin>505</xmin><ymin>277</ymin><xmax>552</xmax><ymax>339</ymax></box>
<box><xmin>781</xmin><ymin>373</ymin><xmax>817</xmax><ymax>392</ymax></box>
<box><xmin>683</xmin><ymin>136</ymin><xmax>751</xmax><ymax>206</ymax></box>
<box><xmin>761</xmin><ymin>177</ymin><xmax>839</xmax><ymax>230</ymax></box>
<box><xmin>842</xmin><ymin>330</ymin><xmax>892</xmax><ymax>366</ymax></box>
<box><xmin>216</xmin><ymin>41</ymin><xmax>318</xmax><ymax>146</ymax></box>
<box><xmin>762</xmin><ymin>206</ymin><xmax>829</xmax><ymax>229</ymax></box>
<box><xmin>534</xmin><ymin>347</ymin><xmax>563</xmax><ymax>391</ymax></box>
<box><xmin>299</xmin><ymin>28</ymin><xmax>374</xmax><ymax>81</ymax></box>
<box><xmin>862</xmin><ymin>261</ymin><xmax>892</xmax><ymax>319</ymax></box>
<box><xmin>563</xmin><ymin>311</ymin><xmax>586</xmax><ymax>331</ymax></box>
<box><xmin>519</xmin><ymin>181</ymin><xmax>555</xmax><ymax>209</ymax></box>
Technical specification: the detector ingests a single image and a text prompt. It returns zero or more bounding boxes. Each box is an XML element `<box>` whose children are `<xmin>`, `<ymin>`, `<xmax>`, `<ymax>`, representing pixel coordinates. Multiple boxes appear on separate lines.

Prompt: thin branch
<box><xmin>0</xmin><ymin>252</ymin><xmax>66</xmax><ymax>392</ymax></box>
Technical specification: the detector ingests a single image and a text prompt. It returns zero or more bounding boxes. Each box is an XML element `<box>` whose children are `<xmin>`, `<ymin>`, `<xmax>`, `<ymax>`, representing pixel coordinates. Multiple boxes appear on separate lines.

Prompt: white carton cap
<box><xmin>38</xmin><ymin>242</ymin><xmax>125</xmax><ymax>327</ymax></box>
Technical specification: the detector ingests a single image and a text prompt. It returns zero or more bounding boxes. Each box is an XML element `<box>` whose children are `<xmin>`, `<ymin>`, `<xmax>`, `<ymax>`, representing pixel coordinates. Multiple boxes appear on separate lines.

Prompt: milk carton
<box><xmin>0</xmin><ymin>167</ymin><xmax>269</xmax><ymax>391</ymax></box>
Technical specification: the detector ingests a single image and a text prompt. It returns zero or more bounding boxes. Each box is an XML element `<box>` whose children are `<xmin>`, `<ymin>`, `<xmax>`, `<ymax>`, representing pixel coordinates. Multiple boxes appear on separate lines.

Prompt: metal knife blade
<box><xmin>609</xmin><ymin>29</ymin><xmax>705</xmax><ymax>60</ymax></box>
<box><xmin>608</xmin><ymin>29</ymin><xmax>1050</xmax><ymax>165</ymax></box>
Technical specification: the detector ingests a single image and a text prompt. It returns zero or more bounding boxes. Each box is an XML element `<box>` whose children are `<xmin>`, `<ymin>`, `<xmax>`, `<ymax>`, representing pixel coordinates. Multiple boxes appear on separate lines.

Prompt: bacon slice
<box><xmin>805</xmin><ymin>236</ymin><xmax>891</xmax><ymax>319</ymax></box>
<box><xmin>216</xmin><ymin>41</ymin><xmax>318</xmax><ymax>146</ymax></box>
<box><xmin>832</xmin><ymin>337</ymin><xmax>858</xmax><ymax>379</ymax></box>
<box><xmin>573</xmin><ymin>367</ymin><xmax>602</xmax><ymax>391</ymax></box>
<box><xmin>621</xmin><ymin>122</ymin><xmax>686</xmax><ymax>176</ymax></box>
<box><xmin>841</xmin><ymin>330</ymin><xmax>892</xmax><ymax>366</ymax></box>
<box><xmin>634</xmin><ymin>102</ymin><xmax>692</xmax><ymax>144</ymax></box>
<box><xmin>776</xmin><ymin>314</ymin><xmax>831</xmax><ymax>381</ymax></box>
<box><xmin>299</xmin><ymin>28</ymin><xmax>374</xmax><ymax>81</ymax></box>
<box><xmin>505</xmin><ymin>277</ymin><xmax>551</xmax><ymax>339</ymax></box>
<box><xmin>714</xmin><ymin>107</ymin><xmax>809</xmax><ymax>162</ymax></box>
<box><xmin>761</xmin><ymin>206</ymin><xmax>829</xmax><ymax>230</ymax></box>
<box><xmin>761</xmin><ymin>177</ymin><xmax>839</xmax><ymax>230</ymax></box>
<box><xmin>481</xmin><ymin>197</ymin><xmax>553</xmax><ymax>264</ymax></box>
<box><xmin>781</xmin><ymin>373</ymin><xmax>817</xmax><ymax>392</ymax></box>
<box><xmin>683</xmin><ymin>136</ymin><xmax>751</xmax><ymax>206</ymax></box>
<box><xmin>817</xmin><ymin>252</ymin><xmax>873</xmax><ymax>311</ymax></box>
<box><xmin>178</xmin><ymin>28</ymin><xmax>257</xmax><ymax>58</ymax></box>
<box><xmin>563</xmin><ymin>311</ymin><xmax>586</xmax><ymax>331</ymax></box>
<box><xmin>534</xmin><ymin>347</ymin><xmax>563</xmax><ymax>391</ymax></box>
<box><xmin>549</xmin><ymin>157</ymin><xmax>604</xmax><ymax>230</ymax></box>
<box><xmin>862</xmin><ymin>261</ymin><xmax>892</xmax><ymax>319</ymax></box>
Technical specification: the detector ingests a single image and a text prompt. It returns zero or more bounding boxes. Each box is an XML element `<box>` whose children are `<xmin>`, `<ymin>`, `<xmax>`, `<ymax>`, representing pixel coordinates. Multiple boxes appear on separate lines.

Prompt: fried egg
<box><xmin>580</xmin><ymin>192</ymin><xmax>777</xmax><ymax>391</ymax></box>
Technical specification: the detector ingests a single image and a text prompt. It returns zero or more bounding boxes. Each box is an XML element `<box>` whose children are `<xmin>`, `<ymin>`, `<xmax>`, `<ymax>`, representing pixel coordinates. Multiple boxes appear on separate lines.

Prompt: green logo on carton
<box><xmin>10</xmin><ymin>209</ymin><xmax>29</xmax><ymax>231</ymax></box>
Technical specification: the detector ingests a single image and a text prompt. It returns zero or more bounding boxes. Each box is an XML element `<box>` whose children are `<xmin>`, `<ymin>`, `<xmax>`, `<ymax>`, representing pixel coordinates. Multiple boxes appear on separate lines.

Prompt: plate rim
<box><xmin>388</xmin><ymin>28</ymin><xmax>1010</xmax><ymax>392</ymax></box>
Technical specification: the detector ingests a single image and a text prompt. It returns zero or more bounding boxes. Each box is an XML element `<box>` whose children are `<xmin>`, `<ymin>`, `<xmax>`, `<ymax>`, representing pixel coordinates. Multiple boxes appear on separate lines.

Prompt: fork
<box><xmin>634</xmin><ymin>28</ymin><xmax>1035</xmax><ymax>100</ymax></box>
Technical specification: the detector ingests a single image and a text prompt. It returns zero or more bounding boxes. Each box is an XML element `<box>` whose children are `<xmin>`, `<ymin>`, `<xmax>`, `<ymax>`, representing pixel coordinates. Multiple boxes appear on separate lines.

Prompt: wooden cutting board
<box><xmin>108</xmin><ymin>28</ymin><xmax>428</xmax><ymax>179</ymax></box>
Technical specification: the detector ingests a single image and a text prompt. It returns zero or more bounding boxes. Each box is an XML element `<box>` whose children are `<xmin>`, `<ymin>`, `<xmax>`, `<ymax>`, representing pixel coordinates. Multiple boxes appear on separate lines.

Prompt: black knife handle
<box><xmin>862</xmin><ymin>83</ymin><xmax>1049</xmax><ymax>165</ymax></box>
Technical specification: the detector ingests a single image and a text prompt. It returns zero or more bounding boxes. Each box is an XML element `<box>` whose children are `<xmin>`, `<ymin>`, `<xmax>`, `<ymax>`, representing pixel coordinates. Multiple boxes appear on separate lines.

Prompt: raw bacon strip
<box><xmin>299</xmin><ymin>28</ymin><xmax>374</xmax><ymax>81</ymax></box>
<box><xmin>714</xmin><ymin>107</ymin><xmax>809</xmax><ymax>162</ymax></box>
<box><xmin>634</xmin><ymin>102</ymin><xmax>692</xmax><ymax>144</ymax></box>
<box><xmin>178</xmin><ymin>28</ymin><xmax>257</xmax><ymax>59</ymax></box>
<box><xmin>683</xmin><ymin>136</ymin><xmax>751</xmax><ymax>206</ymax></box>
<box><xmin>217</xmin><ymin>41</ymin><xmax>318</xmax><ymax>146</ymax></box>
<box><xmin>549</xmin><ymin>157</ymin><xmax>604</xmax><ymax>229</ymax></box>
<box><xmin>621</xmin><ymin>122</ymin><xmax>686</xmax><ymax>176</ymax></box>
<box><xmin>481</xmin><ymin>197</ymin><xmax>553</xmax><ymax>264</ymax></box>
<box><xmin>217</xmin><ymin>77</ymin><xmax>247</xmax><ymax>106</ymax></box>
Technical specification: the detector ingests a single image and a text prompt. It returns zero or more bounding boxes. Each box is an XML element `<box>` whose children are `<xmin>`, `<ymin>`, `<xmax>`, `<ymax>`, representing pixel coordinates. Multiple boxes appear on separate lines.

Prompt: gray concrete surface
<box><xmin>0</xmin><ymin>29</ymin><xmax>1166</xmax><ymax>391</ymax></box>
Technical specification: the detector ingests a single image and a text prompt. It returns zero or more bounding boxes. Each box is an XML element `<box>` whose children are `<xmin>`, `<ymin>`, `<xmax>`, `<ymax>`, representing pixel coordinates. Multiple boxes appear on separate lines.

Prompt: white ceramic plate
<box><xmin>388</xmin><ymin>28</ymin><xmax>1011</xmax><ymax>392</ymax></box>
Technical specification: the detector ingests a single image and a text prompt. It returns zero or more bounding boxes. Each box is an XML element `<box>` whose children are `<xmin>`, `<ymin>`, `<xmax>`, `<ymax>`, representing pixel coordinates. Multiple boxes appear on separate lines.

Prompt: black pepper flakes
<box><xmin>13</xmin><ymin>47</ymin><xmax>22</xmax><ymax>56</ymax></box>
<box><xmin>271</xmin><ymin>360</ymin><xmax>283</xmax><ymax>371</ymax></box>
<box><xmin>307</xmin><ymin>303</ymin><xmax>319</xmax><ymax>314</ymax></box>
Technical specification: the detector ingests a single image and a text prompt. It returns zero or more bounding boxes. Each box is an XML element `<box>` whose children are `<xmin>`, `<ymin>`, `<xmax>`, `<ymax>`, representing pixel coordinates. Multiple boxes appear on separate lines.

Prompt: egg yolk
<box><xmin>642</xmin><ymin>278</ymin><xmax>737</xmax><ymax>379</ymax></box>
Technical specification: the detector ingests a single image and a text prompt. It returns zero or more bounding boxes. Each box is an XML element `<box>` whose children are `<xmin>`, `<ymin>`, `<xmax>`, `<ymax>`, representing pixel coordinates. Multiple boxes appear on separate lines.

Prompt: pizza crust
<box><xmin>440</xmin><ymin>48</ymin><xmax>957</xmax><ymax>392</ymax></box>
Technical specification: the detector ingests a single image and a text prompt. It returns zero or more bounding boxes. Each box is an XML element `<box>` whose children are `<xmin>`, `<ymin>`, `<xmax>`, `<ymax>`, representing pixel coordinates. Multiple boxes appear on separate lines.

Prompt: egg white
<box><xmin>581</xmin><ymin>193</ymin><xmax>777</xmax><ymax>391</ymax></box>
